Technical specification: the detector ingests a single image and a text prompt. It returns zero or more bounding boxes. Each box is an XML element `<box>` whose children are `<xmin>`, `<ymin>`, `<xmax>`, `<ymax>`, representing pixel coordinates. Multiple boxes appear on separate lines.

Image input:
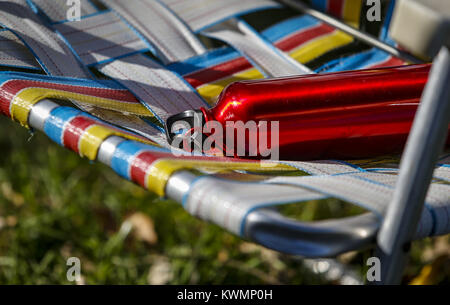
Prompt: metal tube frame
<box><xmin>375</xmin><ymin>46</ymin><xmax>450</xmax><ymax>284</ymax></box>
<box><xmin>165</xmin><ymin>171</ymin><xmax>380</xmax><ymax>258</ymax></box>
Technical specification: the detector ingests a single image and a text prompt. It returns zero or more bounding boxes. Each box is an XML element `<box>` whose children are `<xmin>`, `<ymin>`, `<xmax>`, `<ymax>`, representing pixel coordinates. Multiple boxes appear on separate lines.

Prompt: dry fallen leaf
<box><xmin>125</xmin><ymin>212</ymin><xmax>158</xmax><ymax>246</ymax></box>
<box><xmin>1</xmin><ymin>182</ymin><xmax>24</xmax><ymax>206</ymax></box>
<box><xmin>217</xmin><ymin>250</ymin><xmax>229</xmax><ymax>263</ymax></box>
<box><xmin>6</xmin><ymin>216</ymin><xmax>17</xmax><ymax>227</ymax></box>
<box><xmin>421</xmin><ymin>236</ymin><xmax>450</xmax><ymax>261</ymax></box>
<box><xmin>239</xmin><ymin>242</ymin><xmax>261</xmax><ymax>254</ymax></box>
<box><xmin>147</xmin><ymin>257</ymin><xmax>173</xmax><ymax>285</ymax></box>
<box><xmin>0</xmin><ymin>216</ymin><xmax>17</xmax><ymax>229</ymax></box>
<box><xmin>239</xmin><ymin>242</ymin><xmax>279</xmax><ymax>262</ymax></box>
<box><xmin>410</xmin><ymin>255</ymin><xmax>450</xmax><ymax>285</ymax></box>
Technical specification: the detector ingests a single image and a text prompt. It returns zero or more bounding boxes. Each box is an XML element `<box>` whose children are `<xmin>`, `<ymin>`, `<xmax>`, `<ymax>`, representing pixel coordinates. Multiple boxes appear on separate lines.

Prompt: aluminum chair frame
<box><xmin>375</xmin><ymin>46</ymin><xmax>450</xmax><ymax>284</ymax></box>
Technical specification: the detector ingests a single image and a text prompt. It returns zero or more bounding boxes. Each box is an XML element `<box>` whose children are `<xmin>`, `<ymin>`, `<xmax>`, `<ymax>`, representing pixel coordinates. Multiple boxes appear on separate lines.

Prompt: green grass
<box><xmin>0</xmin><ymin>118</ymin><xmax>448</xmax><ymax>284</ymax></box>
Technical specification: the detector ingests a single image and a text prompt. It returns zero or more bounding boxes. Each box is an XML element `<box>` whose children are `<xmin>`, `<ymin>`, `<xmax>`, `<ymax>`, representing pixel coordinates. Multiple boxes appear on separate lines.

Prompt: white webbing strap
<box><xmin>184</xmin><ymin>176</ymin><xmax>325</xmax><ymax>235</ymax></box>
<box><xmin>0</xmin><ymin>29</ymin><xmax>40</xmax><ymax>69</ymax></box>
<box><xmin>53</xmin><ymin>11</ymin><xmax>149</xmax><ymax>66</ymax></box>
<box><xmin>202</xmin><ymin>18</ymin><xmax>312</xmax><ymax>77</ymax></box>
<box><xmin>184</xmin><ymin>170</ymin><xmax>446</xmax><ymax>239</ymax></box>
<box><xmin>283</xmin><ymin>158</ymin><xmax>450</xmax><ymax>180</ymax></box>
<box><xmin>160</xmin><ymin>0</ymin><xmax>280</xmax><ymax>32</ymax></box>
<box><xmin>425</xmin><ymin>183</ymin><xmax>450</xmax><ymax>236</ymax></box>
<box><xmin>100</xmin><ymin>0</ymin><xmax>206</xmax><ymax>64</ymax></box>
<box><xmin>31</xmin><ymin>0</ymin><xmax>98</xmax><ymax>22</ymax></box>
<box><xmin>434</xmin><ymin>166</ymin><xmax>450</xmax><ymax>182</ymax></box>
<box><xmin>267</xmin><ymin>172</ymin><xmax>450</xmax><ymax>238</ymax></box>
<box><xmin>279</xmin><ymin>160</ymin><xmax>362</xmax><ymax>175</ymax></box>
<box><xmin>268</xmin><ymin>173</ymin><xmax>397</xmax><ymax>214</ymax></box>
<box><xmin>0</xmin><ymin>0</ymin><xmax>90</xmax><ymax>78</ymax></box>
<box><xmin>98</xmin><ymin>53</ymin><xmax>207</xmax><ymax>121</ymax></box>
<box><xmin>184</xmin><ymin>160</ymin><xmax>450</xmax><ymax>238</ymax></box>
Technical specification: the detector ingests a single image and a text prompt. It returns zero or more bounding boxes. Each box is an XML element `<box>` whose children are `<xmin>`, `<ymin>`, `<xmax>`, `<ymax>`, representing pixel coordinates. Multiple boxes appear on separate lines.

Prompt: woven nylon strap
<box><xmin>160</xmin><ymin>0</ymin><xmax>280</xmax><ymax>32</ymax></box>
<box><xmin>38</xmin><ymin>1</ymin><xmax>209</xmax><ymax>121</ymax></box>
<box><xmin>178</xmin><ymin>14</ymin><xmax>355</xmax><ymax>103</ymax></box>
<box><xmin>202</xmin><ymin>18</ymin><xmax>312</xmax><ymax>77</ymax></box>
<box><xmin>0</xmin><ymin>29</ymin><xmax>40</xmax><ymax>69</ymax></box>
<box><xmin>32</xmin><ymin>0</ymin><xmax>97</xmax><ymax>21</ymax></box>
<box><xmin>4</xmin><ymin>0</ymin><xmax>207</xmax><ymax>130</ymax></box>
<box><xmin>100</xmin><ymin>0</ymin><xmax>206</xmax><ymax>64</ymax></box>
<box><xmin>0</xmin><ymin>0</ymin><xmax>170</xmax><ymax>143</ymax></box>
<box><xmin>0</xmin><ymin>0</ymin><xmax>90</xmax><ymax>78</ymax></box>
<box><xmin>53</xmin><ymin>10</ymin><xmax>149</xmax><ymax>66</ymax></box>
<box><xmin>98</xmin><ymin>54</ymin><xmax>207</xmax><ymax>122</ymax></box>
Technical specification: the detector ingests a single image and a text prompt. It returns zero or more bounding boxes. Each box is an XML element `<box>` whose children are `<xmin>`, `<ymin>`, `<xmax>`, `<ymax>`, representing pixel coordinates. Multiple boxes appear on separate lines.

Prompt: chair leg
<box><xmin>375</xmin><ymin>47</ymin><xmax>450</xmax><ymax>285</ymax></box>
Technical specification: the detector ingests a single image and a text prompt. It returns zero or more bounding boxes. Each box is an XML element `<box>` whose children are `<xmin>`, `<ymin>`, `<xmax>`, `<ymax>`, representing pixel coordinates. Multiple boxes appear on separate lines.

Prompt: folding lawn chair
<box><xmin>0</xmin><ymin>0</ymin><xmax>448</xmax><ymax>284</ymax></box>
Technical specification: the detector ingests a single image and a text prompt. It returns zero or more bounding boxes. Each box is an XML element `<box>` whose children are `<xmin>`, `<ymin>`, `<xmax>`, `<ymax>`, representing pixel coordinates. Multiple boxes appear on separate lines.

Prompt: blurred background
<box><xmin>0</xmin><ymin>118</ymin><xmax>448</xmax><ymax>284</ymax></box>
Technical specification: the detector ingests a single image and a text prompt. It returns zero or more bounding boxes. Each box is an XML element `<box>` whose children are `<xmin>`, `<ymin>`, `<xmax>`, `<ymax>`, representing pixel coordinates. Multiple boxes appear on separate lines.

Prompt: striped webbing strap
<box><xmin>0</xmin><ymin>0</ymin><xmax>171</xmax><ymax>144</ymax></box>
<box><xmin>202</xmin><ymin>18</ymin><xmax>312</xmax><ymax>77</ymax></box>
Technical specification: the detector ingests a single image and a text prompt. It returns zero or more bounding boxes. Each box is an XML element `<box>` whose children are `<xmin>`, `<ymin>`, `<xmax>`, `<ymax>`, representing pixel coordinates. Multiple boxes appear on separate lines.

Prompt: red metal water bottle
<box><xmin>166</xmin><ymin>64</ymin><xmax>448</xmax><ymax>160</ymax></box>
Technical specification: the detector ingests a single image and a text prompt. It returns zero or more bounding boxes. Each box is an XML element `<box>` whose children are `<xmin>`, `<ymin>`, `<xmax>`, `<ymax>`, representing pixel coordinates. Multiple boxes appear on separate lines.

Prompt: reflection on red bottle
<box><xmin>167</xmin><ymin>64</ymin><xmax>449</xmax><ymax>160</ymax></box>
